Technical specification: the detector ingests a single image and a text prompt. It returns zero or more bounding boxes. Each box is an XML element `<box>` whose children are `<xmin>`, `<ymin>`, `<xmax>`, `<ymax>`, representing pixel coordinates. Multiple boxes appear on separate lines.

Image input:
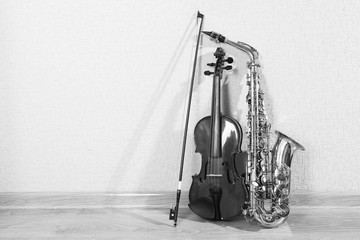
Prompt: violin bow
<box><xmin>169</xmin><ymin>11</ymin><xmax>204</xmax><ymax>227</ymax></box>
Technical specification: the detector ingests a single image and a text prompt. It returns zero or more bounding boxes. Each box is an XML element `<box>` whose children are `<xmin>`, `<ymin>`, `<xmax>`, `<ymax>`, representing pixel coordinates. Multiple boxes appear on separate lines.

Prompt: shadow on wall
<box><xmin>108</xmin><ymin>18</ymin><xmax>299</xmax><ymax>192</ymax></box>
<box><xmin>107</xmin><ymin>13</ymin><xmax>199</xmax><ymax>192</ymax></box>
<box><xmin>139</xmin><ymin>39</ymin><xmax>257</xmax><ymax>192</ymax></box>
<box><xmin>259</xmin><ymin>61</ymin><xmax>309</xmax><ymax>190</ymax></box>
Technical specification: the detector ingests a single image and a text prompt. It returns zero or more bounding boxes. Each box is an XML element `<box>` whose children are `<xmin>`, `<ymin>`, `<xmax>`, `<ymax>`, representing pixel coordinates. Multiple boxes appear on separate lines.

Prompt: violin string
<box><xmin>216</xmin><ymin>63</ymin><xmax>222</xmax><ymax>187</ymax></box>
<box><xmin>218</xmin><ymin>80</ymin><xmax>221</xmax><ymax>187</ymax></box>
<box><xmin>209</xmin><ymin>76</ymin><xmax>214</xmax><ymax>186</ymax></box>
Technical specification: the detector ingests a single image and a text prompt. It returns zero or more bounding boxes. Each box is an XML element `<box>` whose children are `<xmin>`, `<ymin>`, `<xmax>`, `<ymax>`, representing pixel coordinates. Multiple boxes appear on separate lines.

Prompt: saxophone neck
<box><xmin>202</xmin><ymin>31</ymin><xmax>259</xmax><ymax>61</ymax></box>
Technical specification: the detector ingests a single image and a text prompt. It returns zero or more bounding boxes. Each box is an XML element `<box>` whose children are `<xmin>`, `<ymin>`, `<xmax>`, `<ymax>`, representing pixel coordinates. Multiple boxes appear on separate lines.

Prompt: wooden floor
<box><xmin>0</xmin><ymin>191</ymin><xmax>359</xmax><ymax>239</ymax></box>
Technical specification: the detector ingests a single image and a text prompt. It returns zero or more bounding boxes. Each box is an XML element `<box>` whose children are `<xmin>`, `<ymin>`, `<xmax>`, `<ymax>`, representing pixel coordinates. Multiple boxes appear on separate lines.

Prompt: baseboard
<box><xmin>0</xmin><ymin>191</ymin><xmax>358</xmax><ymax>210</ymax></box>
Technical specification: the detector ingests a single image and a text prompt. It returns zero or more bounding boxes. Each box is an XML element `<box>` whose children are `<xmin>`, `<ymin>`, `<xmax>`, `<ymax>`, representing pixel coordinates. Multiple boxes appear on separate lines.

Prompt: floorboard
<box><xmin>0</xmin><ymin>191</ymin><xmax>359</xmax><ymax>239</ymax></box>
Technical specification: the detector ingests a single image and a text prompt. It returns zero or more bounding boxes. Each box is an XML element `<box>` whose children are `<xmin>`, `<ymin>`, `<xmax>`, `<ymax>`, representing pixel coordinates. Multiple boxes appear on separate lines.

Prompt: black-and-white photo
<box><xmin>0</xmin><ymin>1</ymin><xmax>359</xmax><ymax>239</ymax></box>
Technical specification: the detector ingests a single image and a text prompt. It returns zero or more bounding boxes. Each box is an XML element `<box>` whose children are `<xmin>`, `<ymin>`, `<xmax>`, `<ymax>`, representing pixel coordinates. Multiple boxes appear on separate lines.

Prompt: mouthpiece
<box><xmin>202</xmin><ymin>31</ymin><xmax>226</xmax><ymax>43</ymax></box>
<box><xmin>202</xmin><ymin>31</ymin><xmax>212</xmax><ymax>36</ymax></box>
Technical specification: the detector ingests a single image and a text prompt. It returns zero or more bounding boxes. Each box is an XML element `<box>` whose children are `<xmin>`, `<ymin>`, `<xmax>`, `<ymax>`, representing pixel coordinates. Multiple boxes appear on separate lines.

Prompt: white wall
<box><xmin>0</xmin><ymin>0</ymin><xmax>359</xmax><ymax>192</ymax></box>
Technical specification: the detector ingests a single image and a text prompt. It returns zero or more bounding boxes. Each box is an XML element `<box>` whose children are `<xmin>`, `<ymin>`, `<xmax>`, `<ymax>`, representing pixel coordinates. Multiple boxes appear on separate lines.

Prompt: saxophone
<box><xmin>203</xmin><ymin>31</ymin><xmax>305</xmax><ymax>227</ymax></box>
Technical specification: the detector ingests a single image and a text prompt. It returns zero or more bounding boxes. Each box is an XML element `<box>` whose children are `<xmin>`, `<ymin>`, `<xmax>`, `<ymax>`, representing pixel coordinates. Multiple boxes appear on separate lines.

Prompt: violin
<box><xmin>188</xmin><ymin>47</ymin><xmax>247</xmax><ymax>220</ymax></box>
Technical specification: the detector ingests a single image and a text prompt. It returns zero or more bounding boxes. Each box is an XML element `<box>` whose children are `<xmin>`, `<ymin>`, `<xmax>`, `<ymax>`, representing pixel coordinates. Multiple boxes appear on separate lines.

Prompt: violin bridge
<box><xmin>206</xmin><ymin>174</ymin><xmax>223</xmax><ymax>177</ymax></box>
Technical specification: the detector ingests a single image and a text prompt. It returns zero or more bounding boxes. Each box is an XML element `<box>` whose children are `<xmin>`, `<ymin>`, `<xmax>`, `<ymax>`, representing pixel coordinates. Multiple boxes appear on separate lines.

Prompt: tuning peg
<box><xmin>224</xmin><ymin>57</ymin><xmax>233</xmax><ymax>63</ymax></box>
<box><xmin>224</xmin><ymin>65</ymin><xmax>233</xmax><ymax>70</ymax></box>
<box><xmin>204</xmin><ymin>71</ymin><xmax>214</xmax><ymax>76</ymax></box>
<box><xmin>207</xmin><ymin>63</ymin><xmax>216</xmax><ymax>67</ymax></box>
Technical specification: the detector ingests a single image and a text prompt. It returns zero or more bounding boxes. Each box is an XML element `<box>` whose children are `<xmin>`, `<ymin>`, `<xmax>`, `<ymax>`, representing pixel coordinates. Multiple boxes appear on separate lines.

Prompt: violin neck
<box><xmin>210</xmin><ymin>73</ymin><xmax>222</xmax><ymax>158</ymax></box>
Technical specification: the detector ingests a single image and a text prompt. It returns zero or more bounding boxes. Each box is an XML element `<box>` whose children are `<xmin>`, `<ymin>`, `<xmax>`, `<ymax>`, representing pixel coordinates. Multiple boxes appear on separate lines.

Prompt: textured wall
<box><xmin>0</xmin><ymin>0</ymin><xmax>359</xmax><ymax>192</ymax></box>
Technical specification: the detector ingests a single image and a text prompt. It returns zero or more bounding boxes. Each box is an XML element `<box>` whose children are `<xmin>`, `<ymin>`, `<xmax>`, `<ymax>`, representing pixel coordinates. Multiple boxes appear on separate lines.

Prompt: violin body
<box><xmin>189</xmin><ymin>115</ymin><xmax>247</xmax><ymax>220</ymax></box>
<box><xmin>187</xmin><ymin>47</ymin><xmax>247</xmax><ymax>221</ymax></box>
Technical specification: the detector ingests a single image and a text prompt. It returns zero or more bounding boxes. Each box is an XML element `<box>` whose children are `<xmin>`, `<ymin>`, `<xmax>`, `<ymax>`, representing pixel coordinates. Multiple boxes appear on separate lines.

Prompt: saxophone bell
<box><xmin>273</xmin><ymin>131</ymin><xmax>305</xmax><ymax>168</ymax></box>
<box><xmin>251</xmin><ymin>131</ymin><xmax>305</xmax><ymax>228</ymax></box>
